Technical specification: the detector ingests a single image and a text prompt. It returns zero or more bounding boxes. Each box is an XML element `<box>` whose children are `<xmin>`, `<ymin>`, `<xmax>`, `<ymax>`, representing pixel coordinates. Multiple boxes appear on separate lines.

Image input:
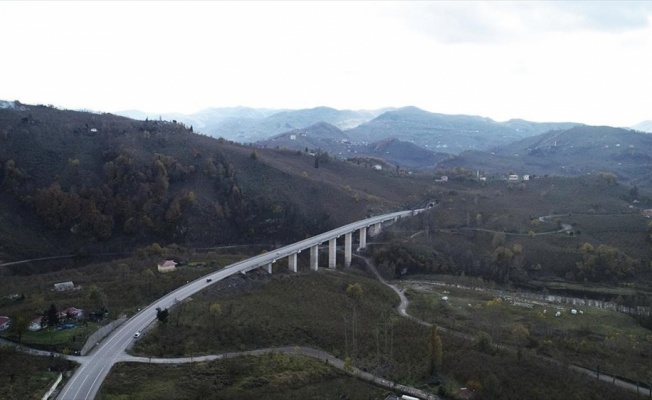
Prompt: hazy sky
<box><xmin>2</xmin><ymin>1</ymin><xmax>651</xmax><ymax>126</ymax></box>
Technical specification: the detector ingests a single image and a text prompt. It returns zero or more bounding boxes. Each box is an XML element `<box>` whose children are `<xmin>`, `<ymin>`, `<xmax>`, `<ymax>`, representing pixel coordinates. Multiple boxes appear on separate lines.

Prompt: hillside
<box><xmin>117</xmin><ymin>106</ymin><xmax>280</xmax><ymax>133</ymax></box>
<box><xmin>373</xmin><ymin>173</ymin><xmax>652</xmax><ymax>290</ymax></box>
<box><xmin>0</xmin><ymin>104</ymin><xmax>437</xmax><ymax>261</ymax></box>
<box><xmin>119</xmin><ymin>106</ymin><xmax>384</xmax><ymax>143</ymax></box>
<box><xmin>206</xmin><ymin>107</ymin><xmax>383</xmax><ymax>142</ymax></box>
<box><xmin>257</xmin><ymin>122</ymin><xmax>450</xmax><ymax>168</ymax></box>
<box><xmin>346</xmin><ymin>106</ymin><xmax>579</xmax><ymax>154</ymax></box>
<box><xmin>632</xmin><ymin>120</ymin><xmax>652</xmax><ymax>133</ymax></box>
<box><xmin>438</xmin><ymin>125</ymin><xmax>652</xmax><ymax>188</ymax></box>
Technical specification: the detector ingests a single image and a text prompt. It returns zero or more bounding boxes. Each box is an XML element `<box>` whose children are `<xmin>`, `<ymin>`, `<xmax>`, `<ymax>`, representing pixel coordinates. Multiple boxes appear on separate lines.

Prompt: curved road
<box><xmin>119</xmin><ymin>346</ymin><xmax>438</xmax><ymax>400</ymax></box>
<box><xmin>360</xmin><ymin>256</ymin><xmax>650</xmax><ymax>398</ymax></box>
<box><xmin>56</xmin><ymin>208</ymin><xmax>426</xmax><ymax>400</ymax></box>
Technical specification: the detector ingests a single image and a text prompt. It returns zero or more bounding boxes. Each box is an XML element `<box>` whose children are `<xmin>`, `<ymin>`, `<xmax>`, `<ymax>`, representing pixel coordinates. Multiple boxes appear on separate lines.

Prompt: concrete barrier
<box><xmin>42</xmin><ymin>373</ymin><xmax>62</xmax><ymax>400</ymax></box>
<box><xmin>81</xmin><ymin>315</ymin><xmax>127</xmax><ymax>356</ymax></box>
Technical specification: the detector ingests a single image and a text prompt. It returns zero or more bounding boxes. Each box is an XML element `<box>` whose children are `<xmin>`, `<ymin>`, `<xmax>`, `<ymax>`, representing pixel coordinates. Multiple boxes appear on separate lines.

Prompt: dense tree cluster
<box><xmin>574</xmin><ymin>242</ymin><xmax>637</xmax><ymax>283</ymax></box>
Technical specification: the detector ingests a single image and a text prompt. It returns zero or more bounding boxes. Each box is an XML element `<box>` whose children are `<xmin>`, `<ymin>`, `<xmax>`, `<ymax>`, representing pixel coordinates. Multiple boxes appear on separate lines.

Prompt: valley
<box><xmin>0</xmin><ymin>103</ymin><xmax>651</xmax><ymax>400</ymax></box>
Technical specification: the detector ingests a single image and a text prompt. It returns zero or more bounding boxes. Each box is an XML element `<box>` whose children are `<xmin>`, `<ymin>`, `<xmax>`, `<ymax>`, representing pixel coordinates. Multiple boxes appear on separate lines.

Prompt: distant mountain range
<box><xmin>117</xmin><ymin>106</ymin><xmax>388</xmax><ymax>142</ymax></box>
<box><xmin>114</xmin><ymin>105</ymin><xmax>652</xmax><ymax>183</ymax></box>
<box><xmin>117</xmin><ymin>106</ymin><xmax>581</xmax><ymax>154</ymax></box>
<box><xmin>1</xmin><ymin>100</ymin><xmax>647</xmax><ymax>188</ymax></box>
<box><xmin>439</xmin><ymin>125</ymin><xmax>652</xmax><ymax>187</ymax></box>
<box><xmin>257</xmin><ymin>121</ymin><xmax>450</xmax><ymax>168</ymax></box>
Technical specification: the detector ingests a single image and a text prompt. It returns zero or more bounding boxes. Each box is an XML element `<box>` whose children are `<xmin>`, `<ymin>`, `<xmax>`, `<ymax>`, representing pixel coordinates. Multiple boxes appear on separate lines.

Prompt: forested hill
<box><xmin>437</xmin><ymin>125</ymin><xmax>652</xmax><ymax>189</ymax></box>
<box><xmin>0</xmin><ymin>103</ymin><xmax>429</xmax><ymax>260</ymax></box>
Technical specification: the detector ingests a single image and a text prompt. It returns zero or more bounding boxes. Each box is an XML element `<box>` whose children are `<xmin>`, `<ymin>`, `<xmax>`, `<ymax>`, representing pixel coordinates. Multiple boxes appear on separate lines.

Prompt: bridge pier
<box><xmin>344</xmin><ymin>232</ymin><xmax>352</xmax><ymax>267</ymax></box>
<box><xmin>310</xmin><ymin>245</ymin><xmax>319</xmax><ymax>271</ymax></box>
<box><xmin>288</xmin><ymin>253</ymin><xmax>297</xmax><ymax>273</ymax></box>
<box><xmin>264</xmin><ymin>262</ymin><xmax>272</xmax><ymax>274</ymax></box>
<box><xmin>358</xmin><ymin>227</ymin><xmax>367</xmax><ymax>250</ymax></box>
<box><xmin>371</xmin><ymin>222</ymin><xmax>382</xmax><ymax>236</ymax></box>
<box><xmin>328</xmin><ymin>238</ymin><xmax>337</xmax><ymax>268</ymax></box>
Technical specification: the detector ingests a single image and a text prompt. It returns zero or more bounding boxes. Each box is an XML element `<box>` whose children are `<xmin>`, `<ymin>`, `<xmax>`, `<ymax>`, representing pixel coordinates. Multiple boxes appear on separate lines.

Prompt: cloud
<box><xmin>391</xmin><ymin>1</ymin><xmax>652</xmax><ymax>44</ymax></box>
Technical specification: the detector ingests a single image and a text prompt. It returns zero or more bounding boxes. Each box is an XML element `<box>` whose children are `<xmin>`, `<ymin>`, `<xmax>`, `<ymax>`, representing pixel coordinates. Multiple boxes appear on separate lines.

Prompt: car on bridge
<box><xmin>134</xmin><ymin>331</ymin><xmax>141</xmax><ymax>338</ymax></box>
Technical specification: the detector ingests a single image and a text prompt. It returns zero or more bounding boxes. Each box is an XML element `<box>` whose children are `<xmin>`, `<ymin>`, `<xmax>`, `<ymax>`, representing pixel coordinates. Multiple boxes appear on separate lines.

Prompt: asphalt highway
<box><xmin>56</xmin><ymin>208</ymin><xmax>425</xmax><ymax>399</ymax></box>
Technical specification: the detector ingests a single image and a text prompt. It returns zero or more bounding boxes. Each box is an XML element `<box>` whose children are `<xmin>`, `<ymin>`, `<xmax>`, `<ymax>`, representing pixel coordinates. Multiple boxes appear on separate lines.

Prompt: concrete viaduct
<box><xmin>240</xmin><ymin>208</ymin><xmax>428</xmax><ymax>275</ymax></box>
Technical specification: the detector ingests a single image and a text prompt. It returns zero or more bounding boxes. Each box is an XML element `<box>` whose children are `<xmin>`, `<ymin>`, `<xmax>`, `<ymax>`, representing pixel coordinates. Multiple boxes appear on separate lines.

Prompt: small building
<box><xmin>523</xmin><ymin>174</ymin><xmax>530</xmax><ymax>181</ymax></box>
<box><xmin>373</xmin><ymin>164</ymin><xmax>382</xmax><ymax>170</ymax></box>
<box><xmin>157</xmin><ymin>260</ymin><xmax>177</xmax><ymax>273</ymax></box>
<box><xmin>0</xmin><ymin>316</ymin><xmax>10</xmax><ymax>331</ymax></box>
<box><xmin>28</xmin><ymin>317</ymin><xmax>43</xmax><ymax>331</ymax></box>
<box><xmin>58</xmin><ymin>307</ymin><xmax>84</xmax><ymax>321</ymax></box>
<box><xmin>508</xmin><ymin>174</ymin><xmax>519</xmax><ymax>181</ymax></box>
<box><xmin>54</xmin><ymin>281</ymin><xmax>75</xmax><ymax>291</ymax></box>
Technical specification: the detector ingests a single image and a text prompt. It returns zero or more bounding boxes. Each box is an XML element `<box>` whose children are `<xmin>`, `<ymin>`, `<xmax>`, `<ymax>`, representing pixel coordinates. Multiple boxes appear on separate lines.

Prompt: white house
<box><xmin>373</xmin><ymin>165</ymin><xmax>382</xmax><ymax>170</ymax></box>
<box><xmin>508</xmin><ymin>174</ymin><xmax>519</xmax><ymax>181</ymax></box>
<box><xmin>54</xmin><ymin>281</ymin><xmax>74</xmax><ymax>291</ymax></box>
<box><xmin>28</xmin><ymin>317</ymin><xmax>43</xmax><ymax>331</ymax></box>
<box><xmin>157</xmin><ymin>260</ymin><xmax>177</xmax><ymax>273</ymax></box>
<box><xmin>523</xmin><ymin>175</ymin><xmax>530</xmax><ymax>181</ymax></box>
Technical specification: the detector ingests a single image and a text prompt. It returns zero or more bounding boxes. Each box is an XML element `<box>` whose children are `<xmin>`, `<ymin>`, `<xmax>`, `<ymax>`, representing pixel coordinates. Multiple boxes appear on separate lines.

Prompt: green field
<box><xmin>403</xmin><ymin>281</ymin><xmax>652</xmax><ymax>384</ymax></box>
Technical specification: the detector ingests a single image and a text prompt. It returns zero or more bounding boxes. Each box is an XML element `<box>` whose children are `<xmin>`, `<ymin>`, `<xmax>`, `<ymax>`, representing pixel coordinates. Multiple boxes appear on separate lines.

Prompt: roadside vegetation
<box><xmin>99</xmin><ymin>353</ymin><xmax>386</xmax><ymax>400</ymax></box>
<box><xmin>0</xmin><ymin>346</ymin><xmax>73</xmax><ymax>400</ymax></box>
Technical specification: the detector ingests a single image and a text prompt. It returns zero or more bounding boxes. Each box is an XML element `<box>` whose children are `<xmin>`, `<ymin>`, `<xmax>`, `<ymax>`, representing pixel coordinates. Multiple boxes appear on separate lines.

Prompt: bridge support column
<box><xmin>358</xmin><ymin>227</ymin><xmax>367</xmax><ymax>250</ymax></box>
<box><xmin>265</xmin><ymin>262</ymin><xmax>272</xmax><ymax>274</ymax></box>
<box><xmin>328</xmin><ymin>238</ymin><xmax>337</xmax><ymax>269</ymax></box>
<box><xmin>344</xmin><ymin>232</ymin><xmax>352</xmax><ymax>267</ymax></box>
<box><xmin>310</xmin><ymin>245</ymin><xmax>319</xmax><ymax>271</ymax></box>
<box><xmin>371</xmin><ymin>222</ymin><xmax>382</xmax><ymax>236</ymax></box>
<box><xmin>288</xmin><ymin>253</ymin><xmax>297</xmax><ymax>273</ymax></box>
